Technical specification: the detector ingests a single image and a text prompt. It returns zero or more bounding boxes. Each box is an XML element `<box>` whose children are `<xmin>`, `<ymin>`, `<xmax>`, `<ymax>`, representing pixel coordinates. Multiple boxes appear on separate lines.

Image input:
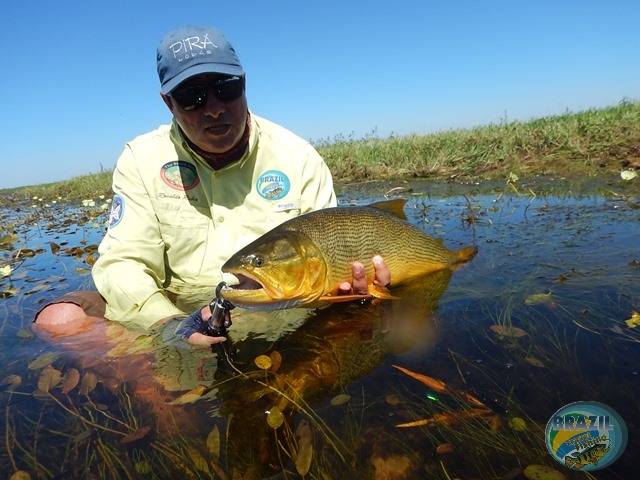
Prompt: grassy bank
<box><xmin>320</xmin><ymin>99</ymin><xmax>640</xmax><ymax>181</ymax></box>
<box><xmin>2</xmin><ymin>100</ymin><xmax>639</xmax><ymax>202</ymax></box>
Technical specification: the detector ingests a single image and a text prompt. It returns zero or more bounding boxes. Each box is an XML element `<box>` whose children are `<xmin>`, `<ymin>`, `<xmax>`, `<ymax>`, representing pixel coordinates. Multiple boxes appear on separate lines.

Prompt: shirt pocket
<box><xmin>155</xmin><ymin>202</ymin><xmax>211</xmax><ymax>281</ymax></box>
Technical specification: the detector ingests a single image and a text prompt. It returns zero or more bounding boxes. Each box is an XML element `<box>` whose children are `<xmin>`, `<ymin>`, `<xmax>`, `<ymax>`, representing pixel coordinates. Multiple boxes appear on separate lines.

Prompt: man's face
<box><xmin>162</xmin><ymin>73</ymin><xmax>248</xmax><ymax>154</ymax></box>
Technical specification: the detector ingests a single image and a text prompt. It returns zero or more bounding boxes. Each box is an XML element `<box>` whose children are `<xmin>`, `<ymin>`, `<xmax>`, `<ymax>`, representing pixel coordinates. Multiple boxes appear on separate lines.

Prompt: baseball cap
<box><xmin>157</xmin><ymin>25</ymin><xmax>244</xmax><ymax>94</ymax></box>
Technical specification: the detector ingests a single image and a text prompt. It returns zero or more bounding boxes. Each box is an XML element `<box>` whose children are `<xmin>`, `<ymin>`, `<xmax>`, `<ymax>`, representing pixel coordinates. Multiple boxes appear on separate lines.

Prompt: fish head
<box><xmin>591</xmin><ymin>443</ymin><xmax>610</xmax><ymax>458</ymax></box>
<box><xmin>220</xmin><ymin>230</ymin><xmax>327</xmax><ymax>309</ymax></box>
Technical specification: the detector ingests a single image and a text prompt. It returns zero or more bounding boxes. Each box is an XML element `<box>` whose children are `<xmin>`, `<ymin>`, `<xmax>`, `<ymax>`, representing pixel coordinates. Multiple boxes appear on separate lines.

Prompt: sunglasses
<box><xmin>170</xmin><ymin>76</ymin><xmax>245</xmax><ymax>111</ymax></box>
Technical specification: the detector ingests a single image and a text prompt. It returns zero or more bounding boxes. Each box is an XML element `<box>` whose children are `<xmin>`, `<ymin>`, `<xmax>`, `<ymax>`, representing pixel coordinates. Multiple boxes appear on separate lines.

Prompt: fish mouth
<box><xmin>227</xmin><ymin>274</ymin><xmax>263</xmax><ymax>290</ymax></box>
<box><xmin>220</xmin><ymin>273</ymin><xmax>303</xmax><ymax>310</ymax></box>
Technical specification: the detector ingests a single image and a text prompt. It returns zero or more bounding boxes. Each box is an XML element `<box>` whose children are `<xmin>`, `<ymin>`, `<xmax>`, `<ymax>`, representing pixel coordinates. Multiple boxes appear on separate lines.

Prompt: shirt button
<box><xmin>218</xmin><ymin>216</ymin><xmax>225</xmax><ymax>222</ymax></box>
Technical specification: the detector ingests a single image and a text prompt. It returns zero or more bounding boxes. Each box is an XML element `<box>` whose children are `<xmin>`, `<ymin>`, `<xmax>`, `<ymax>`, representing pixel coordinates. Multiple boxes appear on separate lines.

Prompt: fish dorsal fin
<box><xmin>369</xmin><ymin>199</ymin><xmax>408</xmax><ymax>220</ymax></box>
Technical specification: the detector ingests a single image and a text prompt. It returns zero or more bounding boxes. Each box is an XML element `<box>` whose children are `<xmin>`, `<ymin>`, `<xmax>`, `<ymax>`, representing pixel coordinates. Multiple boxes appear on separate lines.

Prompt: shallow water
<box><xmin>1</xmin><ymin>178</ymin><xmax>638</xmax><ymax>479</ymax></box>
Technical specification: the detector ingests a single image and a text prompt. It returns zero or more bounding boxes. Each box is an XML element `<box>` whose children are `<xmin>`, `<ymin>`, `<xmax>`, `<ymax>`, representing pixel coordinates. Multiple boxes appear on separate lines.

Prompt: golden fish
<box><xmin>220</xmin><ymin>200</ymin><xmax>477</xmax><ymax>309</ymax></box>
<box><xmin>564</xmin><ymin>443</ymin><xmax>611</xmax><ymax>469</ymax></box>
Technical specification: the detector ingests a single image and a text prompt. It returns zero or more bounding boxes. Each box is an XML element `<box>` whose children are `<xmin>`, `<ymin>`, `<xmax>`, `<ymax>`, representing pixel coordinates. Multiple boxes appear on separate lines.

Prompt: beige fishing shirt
<box><xmin>92</xmin><ymin>113</ymin><xmax>337</xmax><ymax>329</ymax></box>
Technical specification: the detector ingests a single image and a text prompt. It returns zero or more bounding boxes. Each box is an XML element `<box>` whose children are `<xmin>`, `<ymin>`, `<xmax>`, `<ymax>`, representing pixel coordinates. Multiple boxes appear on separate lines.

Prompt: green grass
<box><xmin>320</xmin><ymin>99</ymin><xmax>640</xmax><ymax>181</ymax></box>
<box><xmin>2</xmin><ymin>100</ymin><xmax>639</xmax><ymax>202</ymax></box>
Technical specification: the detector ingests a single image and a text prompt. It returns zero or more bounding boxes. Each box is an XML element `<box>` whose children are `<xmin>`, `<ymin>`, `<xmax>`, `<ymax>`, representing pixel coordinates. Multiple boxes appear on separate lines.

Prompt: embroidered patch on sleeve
<box><xmin>108</xmin><ymin>194</ymin><xmax>124</xmax><ymax>228</ymax></box>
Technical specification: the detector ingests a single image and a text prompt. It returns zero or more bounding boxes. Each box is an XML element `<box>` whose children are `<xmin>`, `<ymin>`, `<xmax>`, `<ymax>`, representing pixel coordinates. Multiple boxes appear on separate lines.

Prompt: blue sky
<box><xmin>1</xmin><ymin>0</ymin><xmax>638</xmax><ymax>189</ymax></box>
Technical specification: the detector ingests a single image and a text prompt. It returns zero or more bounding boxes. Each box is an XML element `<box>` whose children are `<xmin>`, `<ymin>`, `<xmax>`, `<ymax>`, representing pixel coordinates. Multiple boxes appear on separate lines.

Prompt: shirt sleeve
<box><xmin>299</xmin><ymin>145</ymin><xmax>337</xmax><ymax>213</ymax></box>
<box><xmin>91</xmin><ymin>145</ymin><xmax>184</xmax><ymax>329</ymax></box>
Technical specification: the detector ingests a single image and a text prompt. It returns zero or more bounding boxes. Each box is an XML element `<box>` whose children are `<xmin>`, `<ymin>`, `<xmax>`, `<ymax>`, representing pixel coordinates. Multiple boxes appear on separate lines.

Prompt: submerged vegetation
<box><xmin>1</xmin><ymin>100</ymin><xmax>639</xmax><ymax>202</ymax></box>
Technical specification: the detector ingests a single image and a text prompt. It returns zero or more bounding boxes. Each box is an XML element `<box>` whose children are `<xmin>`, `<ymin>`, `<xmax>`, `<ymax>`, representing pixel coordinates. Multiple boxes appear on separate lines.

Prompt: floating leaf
<box><xmin>295</xmin><ymin>419</ymin><xmax>313</xmax><ymax>475</ymax></box>
<box><xmin>523</xmin><ymin>464</ymin><xmax>567</xmax><ymax>480</ymax></box>
<box><xmin>254</xmin><ymin>355</ymin><xmax>272</xmax><ymax>370</ymax></box>
<box><xmin>168</xmin><ymin>385</ymin><xmax>207</xmax><ymax>405</ymax></box>
<box><xmin>489</xmin><ymin>325</ymin><xmax>527</xmax><ymax>338</ymax></box>
<box><xmin>61</xmin><ymin>368</ymin><xmax>80</xmax><ymax>394</ymax></box>
<box><xmin>79</xmin><ymin>372</ymin><xmax>98</xmax><ymax>395</ymax></box>
<box><xmin>75</xmin><ymin>267</ymin><xmax>92</xmax><ymax>275</ymax></box>
<box><xmin>206</xmin><ymin>424</ymin><xmax>221</xmax><ymax>461</ymax></box>
<box><xmin>37</xmin><ymin>365</ymin><xmax>62</xmax><ymax>392</ymax></box>
<box><xmin>266</xmin><ymin>407</ymin><xmax>284</xmax><ymax>429</ymax></box>
<box><xmin>73</xmin><ymin>429</ymin><xmax>94</xmax><ymax>443</ymax></box>
<box><xmin>524</xmin><ymin>356</ymin><xmax>545</xmax><ymax>368</ymax></box>
<box><xmin>134</xmin><ymin>461</ymin><xmax>152</xmax><ymax>474</ymax></box>
<box><xmin>524</xmin><ymin>292</ymin><xmax>554</xmax><ymax>305</ymax></box>
<box><xmin>435</xmin><ymin>443</ymin><xmax>455</xmax><ymax>455</ymax></box>
<box><xmin>0</xmin><ymin>286</ymin><xmax>19</xmax><ymax>298</ymax></box>
<box><xmin>120</xmin><ymin>425</ymin><xmax>152</xmax><ymax>445</ymax></box>
<box><xmin>625</xmin><ymin>310</ymin><xmax>640</xmax><ymax>328</ymax></box>
<box><xmin>189</xmin><ymin>449</ymin><xmax>210</xmax><ymax>474</ymax></box>
<box><xmin>25</xmin><ymin>282</ymin><xmax>50</xmax><ymax>295</ymax></box>
<box><xmin>85</xmin><ymin>254</ymin><xmax>97</xmax><ymax>266</ymax></box>
<box><xmin>0</xmin><ymin>264</ymin><xmax>12</xmax><ymax>277</ymax></box>
<box><xmin>385</xmin><ymin>394</ymin><xmax>402</xmax><ymax>405</ymax></box>
<box><xmin>28</xmin><ymin>352</ymin><xmax>60</xmax><ymax>370</ymax></box>
<box><xmin>0</xmin><ymin>233</ymin><xmax>18</xmax><ymax>249</ymax></box>
<box><xmin>329</xmin><ymin>393</ymin><xmax>351</xmax><ymax>406</ymax></box>
<box><xmin>49</xmin><ymin>242</ymin><xmax>60</xmax><ymax>254</ymax></box>
<box><xmin>9</xmin><ymin>471</ymin><xmax>32</xmax><ymax>480</ymax></box>
<box><xmin>621</xmin><ymin>170</ymin><xmax>638</xmax><ymax>181</ymax></box>
<box><xmin>269</xmin><ymin>350</ymin><xmax>282</xmax><ymax>372</ymax></box>
<box><xmin>15</xmin><ymin>248</ymin><xmax>37</xmax><ymax>258</ymax></box>
<box><xmin>508</xmin><ymin>417</ymin><xmax>528</xmax><ymax>431</ymax></box>
<box><xmin>1</xmin><ymin>374</ymin><xmax>22</xmax><ymax>388</ymax></box>
<box><xmin>16</xmin><ymin>329</ymin><xmax>34</xmax><ymax>338</ymax></box>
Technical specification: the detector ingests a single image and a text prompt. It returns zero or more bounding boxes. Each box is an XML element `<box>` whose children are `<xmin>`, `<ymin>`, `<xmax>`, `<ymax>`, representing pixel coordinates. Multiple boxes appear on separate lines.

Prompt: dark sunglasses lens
<box><xmin>214</xmin><ymin>77</ymin><xmax>244</xmax><ymax>102</ymax></box>
<box><xmin>172</xmin><ymin>87</ymin><xmax>206</xmax><ymax>112</ymax></box>
<box><xmin>171</xmin><ymin>77</ymin><xmax>244</xmax><ymax>111</ymax></box>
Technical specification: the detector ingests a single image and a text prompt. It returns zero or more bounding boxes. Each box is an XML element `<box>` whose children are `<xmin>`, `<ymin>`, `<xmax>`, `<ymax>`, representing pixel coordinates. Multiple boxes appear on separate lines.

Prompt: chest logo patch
<box><xmin>160</xmin><ymin>161</ymin><xmax>200</xmax><ymax>190</ymax></box>
<box><xmin>256</xmin><ymin>170</ymin><xmax>290</xmax><ymax>200</ymax></box>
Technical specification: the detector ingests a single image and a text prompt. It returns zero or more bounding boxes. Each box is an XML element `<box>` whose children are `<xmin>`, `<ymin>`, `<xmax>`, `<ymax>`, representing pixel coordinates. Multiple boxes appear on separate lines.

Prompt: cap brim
<box><xmin>161</xmin><ymin>63</ymin><xmax>244</xmax><ymax>94</ymax></box>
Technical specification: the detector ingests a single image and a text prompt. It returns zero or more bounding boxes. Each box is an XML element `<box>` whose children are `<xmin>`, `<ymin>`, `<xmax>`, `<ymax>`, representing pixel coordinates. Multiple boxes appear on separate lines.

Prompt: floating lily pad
<box><xmin>254</xmin><ymin>354</ymin><xmax>272</xmax><ymax>370</ymax></box>
<box><xmin>266</xmin><ymin>407</ymin><xmax>284</xmax><ymax>429</ymax></box>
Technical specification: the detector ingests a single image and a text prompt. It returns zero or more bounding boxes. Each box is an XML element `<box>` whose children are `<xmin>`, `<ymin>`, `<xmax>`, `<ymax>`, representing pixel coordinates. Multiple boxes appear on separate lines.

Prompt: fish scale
<box><xmin>281</xmin><ymin>206</ymin><xmax>461</xmax><ymax>284</ymax></box>
<box><xmin>221</xmin><ymin>200</ymin><xmax>477</xmax><ymax>309</ymax></box>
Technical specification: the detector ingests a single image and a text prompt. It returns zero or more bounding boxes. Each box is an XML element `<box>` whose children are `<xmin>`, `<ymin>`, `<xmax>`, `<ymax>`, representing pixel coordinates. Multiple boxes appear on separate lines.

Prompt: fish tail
<box><xmin>453</xmin><ymin>245</ymin><xmax>479</xmax><ymax>265</ymax></box>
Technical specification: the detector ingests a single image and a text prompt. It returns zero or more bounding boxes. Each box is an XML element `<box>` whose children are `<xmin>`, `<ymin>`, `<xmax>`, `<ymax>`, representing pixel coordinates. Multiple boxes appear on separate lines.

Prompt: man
<box><xmin>35</xmin><ymin>25</ymin><xmax>389</xmax><ymax>346</ymax></box>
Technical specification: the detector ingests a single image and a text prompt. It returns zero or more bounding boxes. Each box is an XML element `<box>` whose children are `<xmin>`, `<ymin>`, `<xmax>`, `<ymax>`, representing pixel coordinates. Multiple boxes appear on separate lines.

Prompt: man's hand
<box><xmin>168</xmin><ymin>305</ymin><xmax>227</xmax><ymax>346</ymax></box>
<box><xmin>339</xmin><ymin>255</ymin><xmax>391</xmax><ymax>296</ymax></box>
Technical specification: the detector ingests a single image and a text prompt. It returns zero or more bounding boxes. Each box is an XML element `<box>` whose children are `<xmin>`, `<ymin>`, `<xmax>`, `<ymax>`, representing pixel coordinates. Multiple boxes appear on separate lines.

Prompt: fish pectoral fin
<box><xmin>321</xmin><ymin>294</ymin><xmax>372</xmax><ymax>303</ymax></box>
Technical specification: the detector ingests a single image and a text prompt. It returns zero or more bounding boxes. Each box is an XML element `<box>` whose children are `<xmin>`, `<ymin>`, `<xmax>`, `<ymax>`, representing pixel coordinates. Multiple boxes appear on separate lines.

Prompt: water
<box><xmin>1</xmin><ymin>179</ymin><xmax>638</xmax><ymax>479</ymax></box>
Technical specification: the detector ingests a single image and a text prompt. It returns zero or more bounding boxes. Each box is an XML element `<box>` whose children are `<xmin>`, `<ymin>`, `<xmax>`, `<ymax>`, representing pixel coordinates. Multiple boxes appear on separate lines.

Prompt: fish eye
<box><xmin>251</xmin><ymin>255</ymin><xmax>265</xmax><ymax>267</ymax></box>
